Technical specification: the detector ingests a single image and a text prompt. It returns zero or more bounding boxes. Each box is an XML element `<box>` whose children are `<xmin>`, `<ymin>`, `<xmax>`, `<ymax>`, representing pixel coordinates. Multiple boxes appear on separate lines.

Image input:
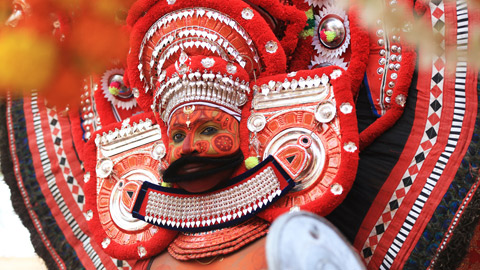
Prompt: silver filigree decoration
<box><xmin>396</xmin><ymin>94</ymin><xmax>406</xmax><ymax>107</ymax></box>
<box><xmin>287</xmin><ymin>72</ymin><xmax>297</xmax><ymax>77</ymax></box>
<box><xmin>201</xmin><ymin>57</ymin><xmax>215</xmax><ymax>68</ymax></box>
<box><xmin>247</xmin><ymin>114</ymin><xmax>267</xmax><ymax>132</ymax></box>
<box><xmin>330</xmin><ymin>183</ymin><xmax>343</xmax><ymax>195</ymax></box>
<box><xmin>84</xmin><ymin>172</ymin><xmax>91</xmax><ymax>183</ymax></box>
<box><xmin>242</xmin><ymin>8</ymin><xmax>254</xmax><ymax>20</ymax></box>
<box><xmin>330</xmin><ymin>69</ymin><xmax>342</xmax><ymax>80</ymax></box>
<box><xmin>138</xmin><ymin>245</ymin><xmax>147</xmax><ymax>258</ymax></box>
<box><xmin>226</xmin><ymin>63</ymin><xmax>237</xmax><ymax>74</ymax></box>
<box><xmin>343</xmin><ymin>142</ymin><xmax>357</xmax><ymax>153</ymax></box>
<box><xmin>102</xmin><ymin>238</ymin><xmax>111</xmax><ymax>249</ymax></box>
<box><xmin>265</xmin><ymin>41</ymin><xmax>278</xmax><ymax>54</ymax></box>
<box><xmin>315</xmin><ymin>102</ymin><xmax>336</xmax><ymax>123</ymax></box>
<box><xmin>132</xmin><ymin>88</ymin><xmax>140</xmax><ymax>98</ymax></box>
<box><xmin>96</xmin><ymin>158</ymin><xmax>114</xmax><ymax>178</ymax></box>
<box><xmin>85</xmin><ymin>210</ymin><xmax>93</xmax><ymax>221</ymax></box>
<box><xmin>339</xmin><ymin>103</ymin><xmax>353</xmax><ymax>114</ymax></box>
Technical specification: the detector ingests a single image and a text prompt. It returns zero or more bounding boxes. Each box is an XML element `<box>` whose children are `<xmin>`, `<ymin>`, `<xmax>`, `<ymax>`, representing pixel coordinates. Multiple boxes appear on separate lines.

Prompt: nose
<box><xmin>181</xmin><ymin>133</ymin><xmax>196</xmax><ymax>155</ymax></box>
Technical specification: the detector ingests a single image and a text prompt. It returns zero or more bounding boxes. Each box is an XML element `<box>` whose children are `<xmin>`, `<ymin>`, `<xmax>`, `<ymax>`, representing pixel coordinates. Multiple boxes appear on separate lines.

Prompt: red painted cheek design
<box><xmin>194</xmin><ymin>141</ymin><xmax>210</xmax><ymax>154</ymax></box>
<box><xmin>212</xmin><ymin>134</ymin><xmax>236</xmax><ymax>153</ymax></box>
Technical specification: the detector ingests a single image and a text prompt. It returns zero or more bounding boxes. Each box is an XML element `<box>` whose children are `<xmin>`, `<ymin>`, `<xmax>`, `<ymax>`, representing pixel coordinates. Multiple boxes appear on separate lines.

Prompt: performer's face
<box><xmin>163</xmin><ymin>105</ymin><xmax>242</xmax><ymax>193</ymax></box>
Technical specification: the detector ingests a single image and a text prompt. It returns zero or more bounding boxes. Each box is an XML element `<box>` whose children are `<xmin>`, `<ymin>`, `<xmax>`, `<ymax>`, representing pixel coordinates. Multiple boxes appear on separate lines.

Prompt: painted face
<box><xmin>164</xmin><ymin>105</ymin><xmax>242</xmax><ymax>193</ymax></box>
<box><xmin>167</xmin><ymin>105</ymin><xmax>240</xmax><ymax>163</ymax></box>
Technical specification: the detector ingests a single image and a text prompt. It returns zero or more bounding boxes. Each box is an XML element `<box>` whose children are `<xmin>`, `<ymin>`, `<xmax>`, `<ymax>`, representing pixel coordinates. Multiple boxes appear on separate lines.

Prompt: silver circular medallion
<box><xmin>318</xmin><ymin>16</ymin><xmax>346</xmax><ymax>49</ymax></box>
<box><xmin>265</xmin><ymin>41</ymin><xmax>278</xmax><ymax>54</ymax></box>
<box><xmin>247</xmin><ymin>114</ymin><xmax>267</xmax><ymax>132</ymax></box>
<box><xmin>96</xmin><ymin>158</ymin><xmax>114</xmax><ymax>178</ymax></box>
<box><xmin>315</xmin><ymin>101</ymin><xmax>336</xmax><ymax>123</ymax></box>
<box><xmin>242</xmin><ymin>8</ymin><xmax>254</xmax><ymax>20</ymax></box>
<box><xmin>151</xmin><ymin>142</ymin><xmax>166</xmax><ymax>160</ymax></box>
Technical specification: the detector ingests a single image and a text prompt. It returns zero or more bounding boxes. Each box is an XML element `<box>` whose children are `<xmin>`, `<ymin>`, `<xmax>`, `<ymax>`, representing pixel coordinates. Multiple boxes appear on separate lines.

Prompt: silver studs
<box><xmin>389</xmin><ymin>81</ymin><xmax>395</xmax><ymax>88</ymax></box>
<box><xmin>379</xmin><ymin>49</ymin><xmax>386</xmax><ymax>56</ymax></box>
<box><xmin>391</xmin><ymin>73</ymin><xmax>398</xmax><ymax>80</ymax></box>
<box><xmin>242</xmin><ymin>8</ymin><xmax>254</xmax><ymax>20</ymax></box>
<box><xmin>167</xmin><ymin>0</ymin><xmax>176</xmax><ymax>4</ymax></box>
<box><xmin>386</xmin><ymin>89</ymin><xmax>393</xmax><ymax>96</ymax></box>
<box><xmin>237</xmin><ymin>93</ymin><xmax>247</xmax><ymax>106</ymax></box>
<box><xmin>390</xmin><ymin>54</ymin><xmax>397</xmax><ymax>61</ymax></box>
<box><xmin>265</xmin><ymin>41</ymin><xmax>278</xmax><ymax>53</ymax></box>
<box><xmin>226</xmin><ymin>63</ymin><xmax>237</xmax><ymax>74</ymax></box>
<box><xmin>151</xmin><ymin>142</ymin><xmax>166</xmax><ymax>160</ymax></box>
<box><xmin>377</xmin><ymin>67</ymin><xmax>384</xmax><ymax>75</ymax></box>
<box><xmin>138</xmin><ymin>245</ymin><xmax>147</xmax><ymax>258</ymax></box>
<box><xmin>102</xmin><ymin>238</ymin><xmax>111</xmax><ymax>249</ymax></box>
<box><xmin>343</xmin><ymin>142</ymin><xmax>357</xmax><ymax>152</ymax></box>
<box><xmin>389</xmin><ymin>63</ymin><xmax>395</xmax><ymax>70</ymax></box>
<box><xmin>397</xmin><ymin>55</ymin><xmax>402</xmax><ymax>62</ymax></box>
<box><xmin>376</xmin><ymin>29</ymin><xmax>384</xmax><ymax>37</ymax></box>
<box><xmin>340</xmin><ymin>102</ymin><xmax>353</xmax><ymax>114</ymax></box>
<box><xmin>96</xmin><ymin>158</ymin><xmax>114</xmax><ymax>178</ymax></box>
<box><xmin>391</xmin><ymin>45</ymin><xmax>398</xmax><ymax>52</ymax></box>
<box><xmin>85</xmin><ymin>210</ymin><xmax>93</xmax><ymax>221</ymax></box>
<box><xmin>330</xmin><ymin>183</ymin><xmax>343</xmax><ymax>195</ymax></box>
<box><xmin>132</xmin><ymin>88</ymin><xmax>140</xmax><ymax>98</ymax></box>
<box><xmin>394</xmin><ymin>64</ymin><xmax>401</xmax><ymax>71</ymax></box>
<box><xmin>396</xmin><ymin>94</ymin><xmax>407</xmax><ymax>107</ymax></box>
<box><xmin>378</xmin><ymin>39</ymin><xmax>384</xmax><ymax>46</ymax></box>
<box><xmin>330</xmin><ymin>69</ymin><xmax>342</xmax><ymax>80</ymax></box>
<box><xmin>84</xmin><ymin>172</ymin><xmax>90</xmax><ymax>183</ymax></box>
<box><xmin>379</xmin><ymin>58</ymin><xmax>386</xmax><ymax>65</ymax></box>
<box><xmin>315</xmin><ymin>101</ymin><xmax>336</xmax><ymax>123</ymax></box>
<box><xmin>247</xmin><ymin>114</ymin><xmax>267</xmax><ymax>132</ymax></box>
<box><xmin>201</xmin><ymin>57</ymin><xmax>215</xmax><ymax>68</ymax></box>
<box><xmin>385</xmin><ymin>97</ymin><xmax>391</xmax><ymax>103</ymax></box>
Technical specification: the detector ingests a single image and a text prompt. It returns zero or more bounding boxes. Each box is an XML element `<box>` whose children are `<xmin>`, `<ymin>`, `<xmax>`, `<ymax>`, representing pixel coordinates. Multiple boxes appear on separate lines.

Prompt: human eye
<box><xmin>200</xmin><ymin>126</ymin><xmax>218</xmax><ymax>136</ymax></box>
<box><xmin>172</xmin><ymin>132</ymin><xmax>186</xmax><ymax>143</ymax></box>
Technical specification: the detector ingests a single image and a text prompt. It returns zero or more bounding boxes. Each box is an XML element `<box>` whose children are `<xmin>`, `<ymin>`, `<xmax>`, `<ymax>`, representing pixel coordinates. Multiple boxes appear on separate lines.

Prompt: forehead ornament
<box><xmin>183</xmin><ymin>105</ymin><xmax>196</xmax><ymax>129</ymax></box>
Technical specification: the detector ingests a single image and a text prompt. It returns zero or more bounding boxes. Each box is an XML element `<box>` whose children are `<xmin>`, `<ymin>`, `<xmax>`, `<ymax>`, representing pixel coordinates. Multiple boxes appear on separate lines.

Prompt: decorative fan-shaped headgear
<box><xmin>126</xmin><ymin>0</ymin><xmax>306</xmax><ymax>123</ymax></box>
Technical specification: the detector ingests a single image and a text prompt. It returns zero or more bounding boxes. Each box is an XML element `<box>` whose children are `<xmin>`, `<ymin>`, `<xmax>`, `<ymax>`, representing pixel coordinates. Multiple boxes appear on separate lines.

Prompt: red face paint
<box><xmin>167</xmin><ymin>105</ymin><xmax>240</xmax><ymax>164</ymax></box>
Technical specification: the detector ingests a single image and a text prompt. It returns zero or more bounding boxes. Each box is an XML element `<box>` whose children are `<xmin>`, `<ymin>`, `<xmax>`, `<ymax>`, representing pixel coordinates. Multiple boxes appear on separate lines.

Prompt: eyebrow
<box><xmin>170</xmin><ymin>117</ymin><xmax>213</xmax><ymax>129</ymax></box>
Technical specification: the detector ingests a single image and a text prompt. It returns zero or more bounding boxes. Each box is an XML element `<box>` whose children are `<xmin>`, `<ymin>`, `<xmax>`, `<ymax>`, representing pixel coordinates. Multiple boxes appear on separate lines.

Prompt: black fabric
<box><xmin>0</xmin><ymin>98</ymin><xmax>84</xmax><ymax>270</ymax></box>
<box><xmin>327</xmin><ymin>69</ymin><xmax>419</xmax><ymax>242</ymax></box>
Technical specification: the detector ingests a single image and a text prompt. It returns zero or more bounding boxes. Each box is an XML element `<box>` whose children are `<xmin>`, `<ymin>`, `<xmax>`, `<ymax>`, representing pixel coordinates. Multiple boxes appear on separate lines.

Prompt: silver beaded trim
<box><xmin>143</xmin><ymin>167</ymin><xmax>281</xmax><ymax>229</ymax></box>
<box><xmin>95</xmin><ymin>118</ymin><xmax>163</xmax><ymax>158</ymax></box>
<box><xmin>155</xmin><ymin>71</ymin><xmax>250</xmax><ymax>122</ymax></box>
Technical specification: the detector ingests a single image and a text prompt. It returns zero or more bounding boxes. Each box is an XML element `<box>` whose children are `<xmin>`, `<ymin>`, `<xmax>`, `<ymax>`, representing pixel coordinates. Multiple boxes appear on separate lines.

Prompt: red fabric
<box><xmin>457</xmin><ymin>221</ymin><xmax>480</xmax><ymax>269</ymax></box>
<box><xmin>288</xmin><ymin>36</ymin><xmax>315</xmax><ymax>72</ymax></box>
<box><xmin>345</xmin><ymin>7</ymin><xmax>370</xmax><ymax>98</ymax></box>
